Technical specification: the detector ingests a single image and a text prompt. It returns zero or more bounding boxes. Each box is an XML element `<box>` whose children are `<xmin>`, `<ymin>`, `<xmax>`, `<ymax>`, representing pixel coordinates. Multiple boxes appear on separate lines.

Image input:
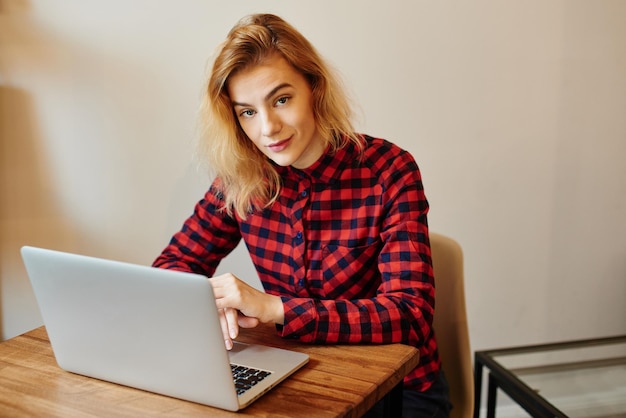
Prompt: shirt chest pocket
<box><xmin>308</xmin><ymin>241</ymin><xmax>381</xmax><ymax>300</ymax></box>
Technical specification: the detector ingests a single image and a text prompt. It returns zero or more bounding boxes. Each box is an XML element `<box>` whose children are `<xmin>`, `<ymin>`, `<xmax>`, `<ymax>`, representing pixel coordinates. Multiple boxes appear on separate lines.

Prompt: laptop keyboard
<box><xmin>231</xmin><ymin>363</ymin><xmax>273</xmax><ymax>396</ymax></box>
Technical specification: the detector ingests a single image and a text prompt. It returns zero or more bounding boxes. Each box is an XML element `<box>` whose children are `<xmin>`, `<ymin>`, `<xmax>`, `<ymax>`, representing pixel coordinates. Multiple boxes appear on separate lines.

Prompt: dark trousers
<box><xmin>363</xmin><ymin>371</ymin><xmax>452</xmax><ymax>418</ymax></box>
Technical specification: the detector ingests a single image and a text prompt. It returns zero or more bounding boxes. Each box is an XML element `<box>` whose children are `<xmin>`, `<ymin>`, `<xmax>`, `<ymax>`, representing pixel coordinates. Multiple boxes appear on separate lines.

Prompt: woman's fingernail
<box><xmin>225</xmin><ymin>339</ymin><xmax>233</xmax><ymax>350</ymax></box>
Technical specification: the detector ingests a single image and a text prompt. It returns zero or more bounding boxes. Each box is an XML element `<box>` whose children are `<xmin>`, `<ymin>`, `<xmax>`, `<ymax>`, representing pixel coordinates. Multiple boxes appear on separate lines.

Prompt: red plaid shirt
<box><xmin>153</xmin><ymin>135</ymin><xmax>441</xmax><ymax>392</ymax></box>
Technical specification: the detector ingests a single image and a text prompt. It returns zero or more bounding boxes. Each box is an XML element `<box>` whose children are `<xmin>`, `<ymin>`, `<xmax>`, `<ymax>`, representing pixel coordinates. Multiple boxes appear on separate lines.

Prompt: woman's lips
<box><xmin>267</xmin><ymin>136</ymin><xmax>292</xmax><ymax>152</ymax></box>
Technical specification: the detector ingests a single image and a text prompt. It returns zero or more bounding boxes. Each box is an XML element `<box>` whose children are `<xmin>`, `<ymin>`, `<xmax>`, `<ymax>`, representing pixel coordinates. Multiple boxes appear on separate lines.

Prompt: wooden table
<box><xmin>0</xmin><ymin>324</ymin><xmax>419</xmax><ymax>417</ymax></box>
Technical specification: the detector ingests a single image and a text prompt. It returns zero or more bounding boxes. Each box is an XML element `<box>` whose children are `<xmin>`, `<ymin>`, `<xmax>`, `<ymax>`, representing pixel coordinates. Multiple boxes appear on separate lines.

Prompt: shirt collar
<box><xmin>276</xmin><ymin>136</ymin><xmax>362</xmax><ymax>184</ymax></box>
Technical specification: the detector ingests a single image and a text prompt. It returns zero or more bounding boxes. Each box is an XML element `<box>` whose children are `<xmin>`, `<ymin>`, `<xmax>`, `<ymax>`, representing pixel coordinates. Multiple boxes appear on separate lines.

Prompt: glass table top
<box><xmin>487</xmin><ymin>337</ymin><xmax>626</xmax><ymax>417</ymax></box>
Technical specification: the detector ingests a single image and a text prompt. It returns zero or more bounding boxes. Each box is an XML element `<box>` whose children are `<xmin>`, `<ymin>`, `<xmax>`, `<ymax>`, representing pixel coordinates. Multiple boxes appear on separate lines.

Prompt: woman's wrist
<box><xmin>266</xmin><ymin>294</ymin><xmax>285</xmax><ymax>325</ymax></box>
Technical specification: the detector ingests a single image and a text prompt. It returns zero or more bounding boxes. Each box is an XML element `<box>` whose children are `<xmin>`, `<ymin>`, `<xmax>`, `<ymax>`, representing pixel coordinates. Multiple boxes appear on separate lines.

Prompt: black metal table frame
<box><xmin>473</xmin><ymin>335</ymin><xmax>626</xmax><ymax>418</ymax></box>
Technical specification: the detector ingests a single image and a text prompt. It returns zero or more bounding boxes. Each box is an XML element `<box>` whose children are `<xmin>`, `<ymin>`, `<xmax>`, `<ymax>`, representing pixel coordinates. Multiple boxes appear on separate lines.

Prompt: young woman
<box><xmin>153</xmin><ymin>13</ymin><xmax>451</xmax><ymax>417</ymax></box>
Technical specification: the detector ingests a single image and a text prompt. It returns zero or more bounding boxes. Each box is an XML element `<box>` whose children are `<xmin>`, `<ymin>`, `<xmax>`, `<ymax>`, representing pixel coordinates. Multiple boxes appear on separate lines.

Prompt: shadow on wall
<box><xmin>0</xmin><ymin>86</ymin><xmax>81</xmax><ymax>340</ymax></box>
<box><xmin>0</xmin><ymin>0</ymin><xmax>80</xmax><ymax>339</ymax></box>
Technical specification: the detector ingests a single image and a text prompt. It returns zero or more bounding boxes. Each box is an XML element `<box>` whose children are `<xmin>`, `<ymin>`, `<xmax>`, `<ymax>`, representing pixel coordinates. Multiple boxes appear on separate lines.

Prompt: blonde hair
<box><xmin>199</xmin><ymin>13</ymin><xmax>362</xmax><ymax>218</ymax></box>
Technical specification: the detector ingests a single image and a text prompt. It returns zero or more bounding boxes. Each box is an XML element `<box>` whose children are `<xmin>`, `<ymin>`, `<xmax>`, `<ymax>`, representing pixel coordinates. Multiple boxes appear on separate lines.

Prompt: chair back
<box><xmin>430</xmin><ymin>232</ymin><xmax>474</xmax><ymax>418</ymax></box>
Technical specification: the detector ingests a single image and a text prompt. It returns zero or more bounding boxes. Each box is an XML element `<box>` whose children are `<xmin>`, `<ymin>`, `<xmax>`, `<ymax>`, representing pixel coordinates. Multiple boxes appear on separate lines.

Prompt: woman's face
<box><xmin>228</xmin><ymin>54</ymin><xmax>325</xmax><ymax>169</ymax></box>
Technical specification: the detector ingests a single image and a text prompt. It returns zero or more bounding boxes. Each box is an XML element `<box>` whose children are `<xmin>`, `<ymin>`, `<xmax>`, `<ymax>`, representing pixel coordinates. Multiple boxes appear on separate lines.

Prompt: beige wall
<box><xmin>1</xmin><ymin>0</ymin><xmax>625</xmax><ymax>352</ymax></box>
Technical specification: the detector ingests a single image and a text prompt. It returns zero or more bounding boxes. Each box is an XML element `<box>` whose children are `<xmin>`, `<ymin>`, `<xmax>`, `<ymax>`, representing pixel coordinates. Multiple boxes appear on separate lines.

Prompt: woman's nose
<box><xmin>261</xmin><ymin>111</ymin><xmax>282</xmax><ymax>137</ymax></box>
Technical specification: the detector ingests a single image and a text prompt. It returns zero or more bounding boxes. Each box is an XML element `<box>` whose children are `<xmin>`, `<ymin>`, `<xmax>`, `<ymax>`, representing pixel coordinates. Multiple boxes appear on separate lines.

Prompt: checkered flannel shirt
<box><xmin>153</xmin><ymin>135</ymin><xmax>441</xmax><ymax>392</ymax></box>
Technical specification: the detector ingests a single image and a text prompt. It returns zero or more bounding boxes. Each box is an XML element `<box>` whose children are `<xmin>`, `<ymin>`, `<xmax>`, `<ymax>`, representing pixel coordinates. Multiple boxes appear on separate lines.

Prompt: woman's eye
<box><xmin>239</xmin><ymin>109</ymin><xmax>255</xmax><ymax>118</ymax></box>
<box><xmin>275</xmin><ymin>96</ymin><xmax>289</xmax><ymax>106</ymax></box>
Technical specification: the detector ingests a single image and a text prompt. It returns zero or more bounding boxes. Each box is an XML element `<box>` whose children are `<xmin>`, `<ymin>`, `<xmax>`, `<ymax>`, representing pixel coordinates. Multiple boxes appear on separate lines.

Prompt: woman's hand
<box><xmin>209</xmin><ymin>273</ymin><xmax>284</xmax><ymax>350</ymax></box>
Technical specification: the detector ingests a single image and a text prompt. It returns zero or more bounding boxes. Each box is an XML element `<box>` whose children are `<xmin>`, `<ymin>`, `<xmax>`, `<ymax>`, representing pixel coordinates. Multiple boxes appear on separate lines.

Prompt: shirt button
<box><xmin>296</xmin><ymin>231</ymin><xmax>303</xmax><ymax>240</ymax></box>
<box><xmin>301</xmin><ymin>190</ymin><xmax>308</xmax><ymax>197</ymax></box>
<box><xmin>298</xmin><ymin>279</ymin><xmax>305</xmax><ymax>287</ymax></box>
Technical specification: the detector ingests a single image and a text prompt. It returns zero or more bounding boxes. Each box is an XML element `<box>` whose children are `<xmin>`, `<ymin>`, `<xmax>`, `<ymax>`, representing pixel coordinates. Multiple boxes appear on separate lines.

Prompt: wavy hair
<box><xmin>199</xmin><ymin>13</ymin><xmax>362</xmax><ymax>218</ymax></box>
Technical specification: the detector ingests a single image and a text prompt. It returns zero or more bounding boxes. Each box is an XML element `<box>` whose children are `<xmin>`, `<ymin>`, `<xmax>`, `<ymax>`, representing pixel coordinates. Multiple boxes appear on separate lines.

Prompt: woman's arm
<box><xmin>152</xmin><ymin>182</ymin><xmax>242</xmax><ymax>277</ymax></box>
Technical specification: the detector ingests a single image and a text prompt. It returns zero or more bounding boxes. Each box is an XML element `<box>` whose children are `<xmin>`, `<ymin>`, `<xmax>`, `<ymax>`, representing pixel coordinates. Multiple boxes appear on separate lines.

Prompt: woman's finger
<box><xmin>217</xmin><ymin>308</ymin><xmax>234</xmax><ymax>350</ymax></box>
<box><xmin>238</xmin><ymin>314</ymin><xmax>260</xmax><ymax>329</ymax></box>
<box><xmin>224</xmin><ymin>307</ymin><xmax>240</xmax><ymax>340</ymax></box>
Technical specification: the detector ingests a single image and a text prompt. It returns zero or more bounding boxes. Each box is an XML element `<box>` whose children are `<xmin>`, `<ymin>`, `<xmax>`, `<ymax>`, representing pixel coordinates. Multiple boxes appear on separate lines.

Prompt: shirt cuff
<box><xmin>278</xmin><ymin>297</ymin><xmax>318</xmax><ymax>342</ymax></box>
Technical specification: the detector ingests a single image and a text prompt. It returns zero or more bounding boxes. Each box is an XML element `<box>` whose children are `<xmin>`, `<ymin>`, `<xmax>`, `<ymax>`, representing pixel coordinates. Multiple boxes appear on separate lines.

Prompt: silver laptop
<box><xmin>20</xmin><ymin>246</ymin><xmax>309</xmax><ymax>411</ymax></box>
